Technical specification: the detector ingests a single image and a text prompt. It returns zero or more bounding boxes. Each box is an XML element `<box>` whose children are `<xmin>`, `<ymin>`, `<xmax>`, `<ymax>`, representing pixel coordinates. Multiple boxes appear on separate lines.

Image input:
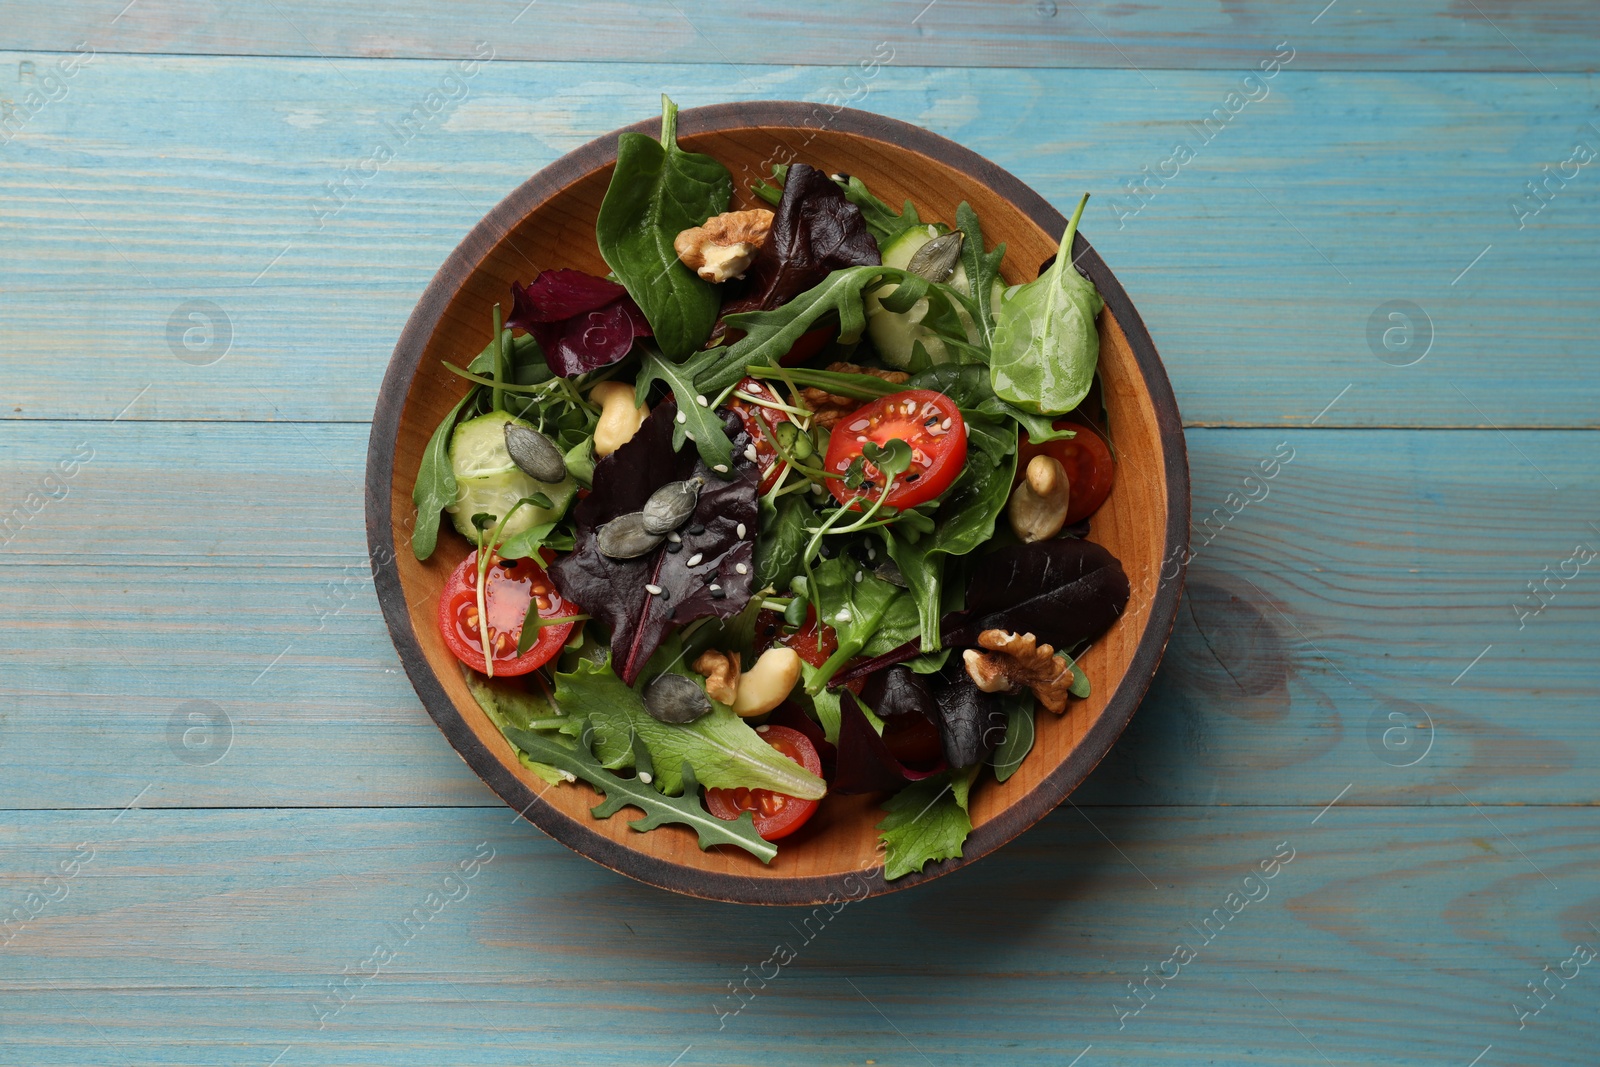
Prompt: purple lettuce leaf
<box><xmin>720</xmin><ymin>162</ymin><xmax>881</xmax><ymax>317</ymax></box>
<box><xmin>929</xmin><ymin>665</ymin><xmax>1008</xmax><ymax>769</ymax></box>
<box><xmin>832</xmin><ymin>690</ymin><xmax>946</xmax><ymax>796</ymax></box>
<box><xmin>547</xmin><ymin>401</ymin><xmax>758</xmax><ymax>684</ymax></box>
<box><xmin>508</xmin><ymin>270</ymin><xmax>651</xmax><ymax>377</ymax></box>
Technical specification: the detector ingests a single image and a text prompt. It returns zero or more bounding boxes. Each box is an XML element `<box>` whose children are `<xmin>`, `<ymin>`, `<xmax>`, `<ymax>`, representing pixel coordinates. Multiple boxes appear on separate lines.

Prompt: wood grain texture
<box><xmin>2</xmin><ymin>57</ymin><xmax>1599</xmax><ymax>426</ymax></box>
<box><xmin>4</xmin><ymin>1</ymin><xmax>1599</xmax><ymax>70</ymax></box>
<box><xmin>3</xmin><ymin>425</ymin><xmax>1594</xmax><ymax>809</ymax></box>
<box><xmin>1</xmin><ymin>806</ymin><xmax>1596</xmax><ymax>1065</ymax></box>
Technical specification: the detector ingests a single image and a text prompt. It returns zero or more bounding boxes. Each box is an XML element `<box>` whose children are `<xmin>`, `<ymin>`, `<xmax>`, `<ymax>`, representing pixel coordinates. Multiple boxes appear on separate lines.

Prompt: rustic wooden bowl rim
<box><xmin>365</xmin><ymin>101</ymin><xmax>1189</xmax><ymax>905</ymax></box>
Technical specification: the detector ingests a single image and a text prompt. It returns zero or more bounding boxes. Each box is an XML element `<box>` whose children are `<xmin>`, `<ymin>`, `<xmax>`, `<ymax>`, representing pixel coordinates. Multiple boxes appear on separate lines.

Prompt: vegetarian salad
<box><xmin>412</xmin><ymin>98</ymin><xmax>1131</xmax><ymax>879</ymax></box>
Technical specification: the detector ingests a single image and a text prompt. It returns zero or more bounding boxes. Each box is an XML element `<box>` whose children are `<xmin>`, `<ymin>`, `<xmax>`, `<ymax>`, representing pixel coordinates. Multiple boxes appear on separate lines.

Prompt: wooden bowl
<box><xmin>366</xmin><ymin>103</ymin><xmax>1188</xmax><ymax>905</ymax></box>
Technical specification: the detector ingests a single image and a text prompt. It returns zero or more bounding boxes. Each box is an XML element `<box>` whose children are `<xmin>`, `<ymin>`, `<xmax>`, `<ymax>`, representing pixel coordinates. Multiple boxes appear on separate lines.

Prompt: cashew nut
<box><xmin>730</xmin><ymin>647</ymin><xmax>802</xmax><ymax>718</ymax></box>
<box><xmin>590</xmin><ymin>381</ymin><xmax>649</xmax><ymax>457</ymax></box>
<box><xmin>1007</xmin><ymin>455</ymin><xmax>1070</xmax><ymax>542</ymax></box>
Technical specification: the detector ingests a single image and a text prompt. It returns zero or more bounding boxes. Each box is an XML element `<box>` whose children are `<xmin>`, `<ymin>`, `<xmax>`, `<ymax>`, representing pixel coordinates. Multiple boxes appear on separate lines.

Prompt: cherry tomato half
<box><xmin>1016</xmin><ymin>417</ymin><xmax>1115</xmax><ymax>526</ymax></box>
<box><xmin>438</xmin><ymin>550</ymin><xmax>577</xmax><ymax>676</ymax></box>
<box><xmin>705</xmin><ymin>725</ymin><xmax>824</xmax><ymax>841</ymax></box>
<box><xmin>823</xmin><ymin>390</ymin><xmax>968</xmax><ymax>510</ymax></box>
<box><xmin>724</xmin><ymin>377</ymin><xmax>794</xmax><ymax>493</ymax></box>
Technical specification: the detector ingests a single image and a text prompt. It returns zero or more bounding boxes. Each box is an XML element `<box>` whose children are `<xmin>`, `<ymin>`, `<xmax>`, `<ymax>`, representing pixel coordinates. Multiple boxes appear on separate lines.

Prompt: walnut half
<box><xmin>962</xmin><ymin>629</ymin><xmax>1076</xmax><ymax>714</ymax></box>
<box><xmin>691</xmin><ymin>649</ymin><xmax>741</xmax><ymax>705</ymax></box>
<box><xmin>673</xmin><ymin>209</ymin><xmax>774</xmax><ymax>283</ymax></box>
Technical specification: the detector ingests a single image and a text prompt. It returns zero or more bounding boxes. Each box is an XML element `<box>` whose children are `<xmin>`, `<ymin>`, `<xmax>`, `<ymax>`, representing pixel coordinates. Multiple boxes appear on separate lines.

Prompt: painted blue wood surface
<box><xmin>2</xmin><ymin>9</ymin><xmax>1598</xmax><ymax>1066</ymax></box>
<box><xmin>1</xmin><ymin>57</ymin><xmax>1598</xmax><ymax>426</ymax></box>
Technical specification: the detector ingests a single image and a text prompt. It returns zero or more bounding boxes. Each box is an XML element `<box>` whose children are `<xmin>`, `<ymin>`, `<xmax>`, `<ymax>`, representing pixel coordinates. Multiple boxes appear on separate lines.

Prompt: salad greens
<box><xmin>596</xmin><ymin>95</ymin><xmax>731</xmax><ymax>359</ymax></box>
<box><xmin>507</xmin><ymin>722</ymin><xmax>778</xmax><ymax>862</ymax></box>
<box><xmin>410</xmin><ymin>95</ymin><xmax>1132</xmax><ymax>882</ymax></box>
<box><xmin>989</xmin><ymin>193</ymin><xmax>1104</xmax><ymax>415</ymax></box>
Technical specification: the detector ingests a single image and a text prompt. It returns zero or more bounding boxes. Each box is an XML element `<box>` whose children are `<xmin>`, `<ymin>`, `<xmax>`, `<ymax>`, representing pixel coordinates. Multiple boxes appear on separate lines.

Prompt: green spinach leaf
<box><xmin>505</xmin><ymin>721</ymin><xmax>777</xmax><ymax>862</ymax></box>
<box><xmin>411</xmin><ymin>390</ymin><xmax>478</xmax><ymax>561</ymax></box>
<box><xmin>834</xmin><ymin>174</ymin><xmax>922</xmax><ymax>245</ymax></box>
<box><xmin>989</xmin><ymin>193</ymin><xmax>1103</xmax><ymax>416</ymax></box>
<box><xmin>754</xmin><ymin>492</ymin><xmax>813</xmax><ymax>592</ymax></box>
<box><xmin>595</xmin><ymin>95</ymin><xmax>731</xmax><ymax>359</ymax></box>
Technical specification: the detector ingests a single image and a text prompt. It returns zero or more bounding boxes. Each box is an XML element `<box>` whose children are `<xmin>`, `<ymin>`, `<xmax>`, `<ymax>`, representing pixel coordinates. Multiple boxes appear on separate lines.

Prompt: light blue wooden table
<box><xmin>3</xmin><ymin>3</ymin><xmax>1597</xmax><ymax>1064</ymax></box>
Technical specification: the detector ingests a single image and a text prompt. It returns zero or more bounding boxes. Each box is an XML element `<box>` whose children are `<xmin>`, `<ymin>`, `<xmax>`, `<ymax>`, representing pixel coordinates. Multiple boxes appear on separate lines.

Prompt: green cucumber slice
<box><xmin>447</xmin><ymin>411</ymin><xmax>576</xmax><ymax>542</ymax></box>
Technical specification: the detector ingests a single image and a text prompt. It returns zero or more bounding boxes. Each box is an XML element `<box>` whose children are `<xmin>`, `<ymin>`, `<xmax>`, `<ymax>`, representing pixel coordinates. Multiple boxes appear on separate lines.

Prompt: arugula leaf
<box><xmin>989</xmin><ymin>693</ymin><xmax>1035</xmax><ymax>783</ymax></box>
<box><xmin>635</xmin><ymin>348</ymin><xmax>735</xmax><ymax>473</ymax></box>
<box><xmin>697</xmin><ymin>265</ymin><xmax>901</xmax><ymax>396</ymax></box>
<box><xmin>551</xmin><ymin>654</ymin><xmax>826</xmax><ymax>800</ymax></box>
<box><xmin>595</xmin><ymin>95</ymin><xmax>731</xmax><ymax>358</ymax></box>
<box><xmin>877</xmin><ymin>769</ymin><xmax>976</xmax><ymax>880</ymax></box>
<box><xmin>955</xmin><ymin>202</ymin><xmax>1006</xmax><ymax>350</ymax></box>
<box><xmin>989</xmin><ymin>193</ymin><xmax>1104</xmax><ymax>416</ymax></box>
<box><xmin>505</xmin><ymin>722</ymin><xmax>777</xmax><ymax>862</ymax></box>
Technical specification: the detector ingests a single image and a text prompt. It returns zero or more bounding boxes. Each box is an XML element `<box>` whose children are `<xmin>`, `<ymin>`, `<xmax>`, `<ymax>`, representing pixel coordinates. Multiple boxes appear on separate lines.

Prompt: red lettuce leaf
<box><xmin>929</xmin><ymin>664</ymin><xmax>1008</xmax><ymax>769</ymax></box>
<box><xmin>832</xmin><ymin>689</ymin><xmax>946</xmax><ymax>796</ymax></box>
<box><xmin>509</xmin><ymin>270</ymin><xmax>651</xmax><ymax>377</ymax></box>
<box><xmin>547</xmin><ymin>400</ymin><xmax>758</xmax><ymax>684</ymax></box>
<box><xmin>720</xmin><ymin>163</ymin><xmax>881</xmax><ymax>317</ymax></box>
<box><xmin>832</xmin><ymin>539</ymin><xmax>1130</xmax><ymax>685</ymax></box>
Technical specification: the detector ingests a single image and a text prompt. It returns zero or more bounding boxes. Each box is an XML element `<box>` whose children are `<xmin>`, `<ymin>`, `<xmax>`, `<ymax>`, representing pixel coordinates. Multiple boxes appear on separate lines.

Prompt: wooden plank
<box><xmin>2</xmin><ymin>57</ymin><xmax>1598</xmax><ymax>427</ymax></box>
<box><xmin>3</xmin><ymin>422</ymin><xmax>1596</xmax><ymax>808</ymax></box>
<box><xmin>4</xmin><ymin>1</ymin><xmax>1599</xmax><ymax>71</ymax></box>
<box><xmin>1</xmin><ymin>806</ymin><xmax>1595</xmax><ymax>1064</ymax></box>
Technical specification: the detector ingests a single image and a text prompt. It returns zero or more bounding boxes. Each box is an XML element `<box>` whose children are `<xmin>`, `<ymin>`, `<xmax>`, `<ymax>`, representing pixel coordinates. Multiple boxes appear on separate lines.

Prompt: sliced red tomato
<box><xmin>780</xmin><ymin>605</ymin><xmax>839</xmax><ymax>669</ymax></box>
<box><xmin>823</xmin><ymin>390</ymin><xmax>967</xmax><ymax>510</ymax></box>
<box><xmin>705</xmin><ymin>725</ymin><xmax>823</xmax><ymax>841</ymax></box>
<box><xmin>780</xmin><ymin>325</ymin><xmax>835</xmax><ymax>366</ymax></box>
<box><xmin>438</xmin><ymin>550</ymin><xmax>577</xmax><ymax>676</ymax></box>
<box><xmin>1016</xmin><ymin>417</ymin><xmax>1116</xmax><ymax>526</ymax></box>
<box><xmin>723</xmin><ymin>376</ymin><xmax>794</xmax><ymax>493</ymax></box>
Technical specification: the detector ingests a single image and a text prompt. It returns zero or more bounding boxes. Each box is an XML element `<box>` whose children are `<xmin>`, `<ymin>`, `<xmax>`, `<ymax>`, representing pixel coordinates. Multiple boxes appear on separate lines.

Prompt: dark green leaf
<box><xmin>634</xmin><ymin>349</ymin><xmax>736</xmax><ymax>473</ymax></box>
<box><xmin>504</xmin><ymin>722</ymin><xmax>777</xmax><ymax>862</ymax></box>
<box><xmin>595</xmin><ymin>95</ymin><xmax>731</xmax><ymax>358</ymax></box>
<box><xmin>955</xmin><ymin>202</ymin><xmax>1007</xmax><ymax>350</ymax></box>
<box><xmin>754</xmin><ymin>492</ymin><xmax>812</xmax><ymax>592</ymax></box>
<box><xmin>834</xmin><ymin>174</ymin><xmax>922</xmax><ymax>245</ymax></box>
<box><xmin>990</xmin><ymin>693</ymin><xmax>1035</xmax><ymax>783</ymax></box>
<box><xmin>410</xmin><ymin>390</ymin><xmax>477</xmax><ymax>561</ymax></box>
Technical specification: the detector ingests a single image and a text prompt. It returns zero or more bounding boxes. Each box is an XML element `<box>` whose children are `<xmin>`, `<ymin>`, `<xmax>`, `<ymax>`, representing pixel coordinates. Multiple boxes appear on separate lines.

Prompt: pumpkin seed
<box><xmin>906</xmin><ymin>231</ymin><xmax>965</xmax><ymax>283</ymax></box>
<box><xmin>503</xmin><ymin>422</ymin><xmax>568</xmax><ymax>483</ymax></box>
<box><xmin>642</xmin><ymin>673</ymin><xmax>711</xmax><ymax>724</ymax></box>
<box><xmin>596</xmin><ymin>512</ymin><xmax>664</xmax><ymax>559</ymax></box>
<box><xmin>641</xmin><ymin>478</ymin><xmax>701</xmax><ymax>534</ymax></box>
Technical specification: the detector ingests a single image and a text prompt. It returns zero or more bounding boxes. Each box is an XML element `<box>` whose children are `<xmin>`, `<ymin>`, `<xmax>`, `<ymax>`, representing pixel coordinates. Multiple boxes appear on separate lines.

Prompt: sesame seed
<box><xmin>676</xmin><ymin>411</ymin><xmax>687</xmax><ymax>424</ymax></box>
<box><xmin>941</xmin><ymin>417</ymin><xmax>952</xmax><ymax>430</ymax></box>
<box><xmin>735</xmin><ymin>563</ymin><xmax>748</xmax><ymax>575</ymax></box>
<box><xmin>562</xmin><ymin>772</ymin><xmax>577</xmax><ymax>783</ymax></box>
<box><xmin>645</xmin><ymin>584</ymin><xmax>663</xmax><ymax>595</ymax></box>
<box><xmin>834</xmin><ymin>609</ymin><xmax>851</xmax><ymax>623</ymax></box>
<box><xmin>736</xmin><ymin>523</ymin><xmax>747</xmax><ymax>538</ymax></box>
<box><xmin>713</xmin><ymin>463</ymin><xmax>729</xmax><ymax>473</ymax></box>
<box><xmin>854</xmin><ymin>570</ymin><xmax>864</xmax><ymax>583</ymax></box>
<box><xmin>686</xmin><ymin>552</ymin><xmax>703</xmax><ymax>567</ymax></box>
<box><xmin>696</xmin><ymin>394</ymin><xmax>709</xmax><ymax>407</ymax></box>
<box><xmin>639</xmin><ymin>771</ymin><xmax>653</xmax><ymax>784</ymax></box>
<box><xmin>756</xmin><ymin>725</ymin><xmax>770</xmax><ymax>733</ymax></box>
<box><xmin>666</xmin><ymin>530</ymin><xmax>681</xmax><ymax>543</ymax></box>
<box><xmin>866</xmin><ymin>546</ymin><xmax>876</xmax><ymax>560</ymax></box>
<box><xmin>744</xmin><ymin>444</ymin><xmax>758</xmax><ymax>462</ymax></box>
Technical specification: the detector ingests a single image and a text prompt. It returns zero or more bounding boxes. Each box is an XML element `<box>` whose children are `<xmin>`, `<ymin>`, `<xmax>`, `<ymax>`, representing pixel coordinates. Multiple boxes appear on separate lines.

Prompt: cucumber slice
<box><xmin>866</xmin><ymin>225</ymin><xmax>1003</xmax><ymax>369</ymax></box>
<box><xmin>446</xmin><ymin>411</ymin><xmax>576</xmax><ymax>543</ymax></box>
